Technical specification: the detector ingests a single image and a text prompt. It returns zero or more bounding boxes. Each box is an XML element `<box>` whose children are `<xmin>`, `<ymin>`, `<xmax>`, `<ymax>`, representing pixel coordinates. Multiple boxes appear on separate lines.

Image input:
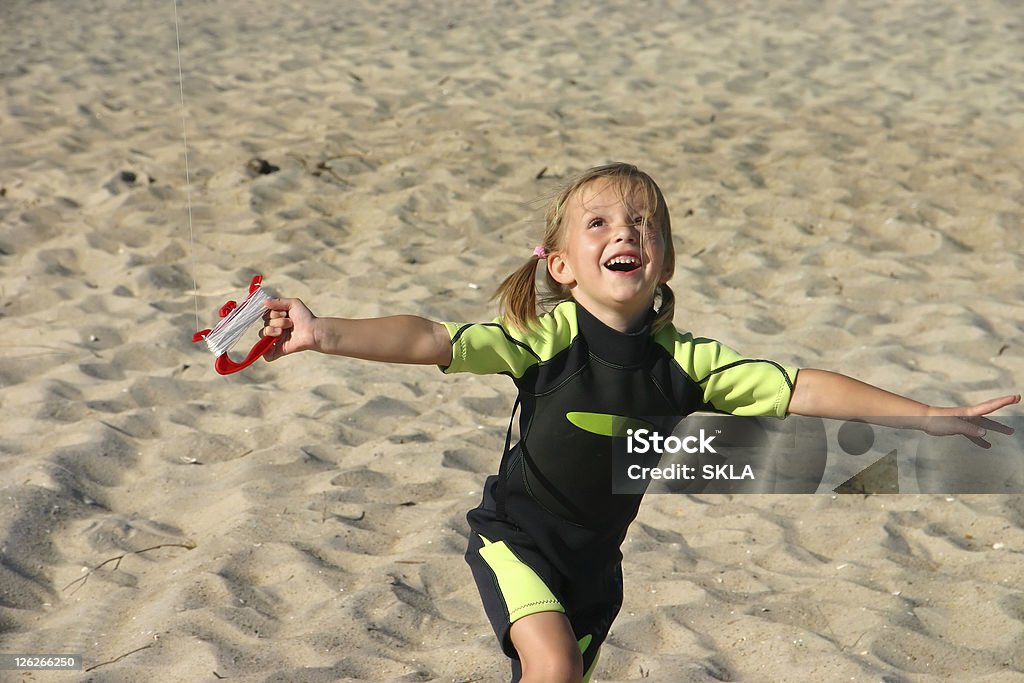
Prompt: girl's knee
<box><xmin>510</xmin><ymin>612</ymin><xmax>584</xmax><ymax>682</ymax></box>
<box><xmin>519</xmin><ymin>648</ymin><xmax>583</xmax><ymax>683</ymax></box>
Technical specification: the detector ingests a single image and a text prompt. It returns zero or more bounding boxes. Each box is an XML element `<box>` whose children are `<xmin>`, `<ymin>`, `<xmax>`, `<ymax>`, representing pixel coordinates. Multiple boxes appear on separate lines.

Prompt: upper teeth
<box><xmin>606</xmin><ymin>256</ymin><xmax>640</xmax><ymax>266</ymax></box>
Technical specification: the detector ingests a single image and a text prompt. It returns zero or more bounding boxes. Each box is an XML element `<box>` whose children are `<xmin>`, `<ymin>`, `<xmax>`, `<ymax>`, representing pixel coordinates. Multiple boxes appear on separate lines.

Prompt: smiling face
<box><xmin>547</xmin><ymin>178</ymin><xmax>674</xmax><ymax>331</ymax></box>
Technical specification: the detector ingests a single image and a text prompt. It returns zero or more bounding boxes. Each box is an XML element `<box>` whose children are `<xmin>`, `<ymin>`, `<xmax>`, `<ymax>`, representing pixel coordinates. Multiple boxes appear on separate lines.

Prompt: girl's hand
<box><xmin>261</xmin><ymin>298</ymin><xmax>317</xmax><ymax>361</ymax></box>
<box><xmin>925</xmin><ymin>394</ymin><xmax>1021</xmax><ymax>448</ymax></box>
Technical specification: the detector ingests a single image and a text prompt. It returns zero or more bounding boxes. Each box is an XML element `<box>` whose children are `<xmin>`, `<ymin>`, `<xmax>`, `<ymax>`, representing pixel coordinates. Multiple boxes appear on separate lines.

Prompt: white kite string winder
<box><xmin>192</xmin><ymin>275</ymin><xmax>279</xmax><ymax>375</ymax></box>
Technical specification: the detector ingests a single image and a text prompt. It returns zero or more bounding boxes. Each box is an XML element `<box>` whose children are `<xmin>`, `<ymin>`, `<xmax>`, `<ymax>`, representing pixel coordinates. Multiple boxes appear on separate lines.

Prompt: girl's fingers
<box><xmin>259</xmin><ymin>316</ymin><xmax>293</xmax><ymax>339</ymax></box>
<box><xmin>264</xmin><ymin>307</ymin><xmax>289</xmax><ymax>320</ymax></box>
<box><xmin>263</xmin><ymin>297</ymin><xmax>292</xmax><ymax>310</ymax></box>
<box><xmin>964</xmin><ymin>434</ymin><xmax>992</xmax><ymax>449</ymax></box>
<box><xmin>971</xmin><ymin>414</ymin><xmax>1015</xmax><ymax>435</ymax></box>
<box><xmin>926</xmin><ymin>414</ymin><xmax>1010</xmax><ymax>443</ymax></box>
<box><xmin>964</xmin><ymin>394</ymin><xmax>1021</xmax><ymax>416</ymax></box>
<box><xmin>938</xmin><ymin>394</ymin><xmax>1020</xmax><ymax>419</ymax></box>
<box><xmin>943</xmin><ymin>395</ymin><xmax>1020</xmax><ymax>439</ymax></box>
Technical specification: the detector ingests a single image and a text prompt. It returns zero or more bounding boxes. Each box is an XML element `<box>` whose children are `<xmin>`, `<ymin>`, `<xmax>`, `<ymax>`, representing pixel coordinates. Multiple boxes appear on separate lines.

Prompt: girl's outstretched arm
<box><xmin>260</xmin><ymin>297</ymin><xmax>453</xmax><ymax>366</ymax></box>
<box><xmin>788</xmin><ymin>368</ymin><xmax>1020</xmax><ymax>448</ymax></box>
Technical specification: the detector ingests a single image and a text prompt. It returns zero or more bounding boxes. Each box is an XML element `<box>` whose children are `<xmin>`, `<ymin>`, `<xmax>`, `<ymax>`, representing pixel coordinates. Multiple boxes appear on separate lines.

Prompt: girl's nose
<box><xmin>612</xmin><ymin>221</ymin><xmax>639</xmax><ymax>241</ymax></box>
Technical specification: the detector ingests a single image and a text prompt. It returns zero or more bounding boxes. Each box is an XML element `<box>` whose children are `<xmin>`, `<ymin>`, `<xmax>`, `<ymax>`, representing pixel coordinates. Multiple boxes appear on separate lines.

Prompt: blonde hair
<box><xmin>494</xmin><ymin>162</ymin><xmax>676</xmax><ymax>332</ymax></box>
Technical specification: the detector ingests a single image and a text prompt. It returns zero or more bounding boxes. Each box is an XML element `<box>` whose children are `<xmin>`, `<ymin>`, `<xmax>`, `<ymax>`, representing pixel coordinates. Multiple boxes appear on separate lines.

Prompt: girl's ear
<box><xmin>547</xmin><ymin>252</ymin><xmax>576</xmax><ymax>286</ymax></box>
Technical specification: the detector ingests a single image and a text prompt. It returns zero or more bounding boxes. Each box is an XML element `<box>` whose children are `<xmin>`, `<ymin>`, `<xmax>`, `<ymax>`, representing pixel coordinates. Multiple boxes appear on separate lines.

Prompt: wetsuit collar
<box><xmin>574</xmin><ymin>302</ymin><xmax>655</xmax><ymax>366</ymax></box>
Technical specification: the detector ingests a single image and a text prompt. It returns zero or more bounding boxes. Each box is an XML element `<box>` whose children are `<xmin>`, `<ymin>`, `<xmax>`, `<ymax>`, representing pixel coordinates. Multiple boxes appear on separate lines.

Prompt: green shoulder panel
<box><xmin>439</xmin><ymin>302</ymin><xmax>580</xmax><ymax>378</ymax></box>
<box><xmin>655</xmin><ymin>326</ymin><xmax>798</xmax><ymax>417</ymax></box>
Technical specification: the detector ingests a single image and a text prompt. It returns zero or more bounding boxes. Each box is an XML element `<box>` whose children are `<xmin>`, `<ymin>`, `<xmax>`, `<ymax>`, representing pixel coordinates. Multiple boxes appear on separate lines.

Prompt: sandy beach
<box><xmin>2</xmin><ymin>0</ymin><xmax>1023</xmax><ymax>680</ymax></box>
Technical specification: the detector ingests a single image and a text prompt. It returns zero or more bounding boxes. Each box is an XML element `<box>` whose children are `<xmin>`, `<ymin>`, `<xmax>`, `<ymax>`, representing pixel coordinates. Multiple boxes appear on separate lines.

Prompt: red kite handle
<box><xmin>213</xmin><ymin>335</ymin><xmax>278</xmax><ymax>375</ymax></box>
<box><xmin>193</xmin><ymin>275</ymin><xmax>278</xmax><ymax>375</ymax></box>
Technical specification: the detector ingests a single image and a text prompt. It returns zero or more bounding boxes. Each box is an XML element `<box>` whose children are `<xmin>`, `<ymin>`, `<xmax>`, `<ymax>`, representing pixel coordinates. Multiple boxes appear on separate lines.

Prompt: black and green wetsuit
<box><xmin>441</xmin><ymin>301</ymin><xmax>796</xmax><ymax>680</ymax></box>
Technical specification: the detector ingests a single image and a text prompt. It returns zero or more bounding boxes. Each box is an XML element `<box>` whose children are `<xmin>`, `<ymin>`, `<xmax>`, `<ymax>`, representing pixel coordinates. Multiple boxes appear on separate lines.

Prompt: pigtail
<box><xmin>493</xmin><ymin>256</ymin><xmax>545</xmax><ymax>331</ymax></box>
<box><xmin>494</xmin><ymin>197</ymin><xmax>565</xmax><ymax>331</ymax></box>
<box><xmin>652</xmin><ymin>283</ymin><xmax>676</xmax><ymax>332</ymax></box>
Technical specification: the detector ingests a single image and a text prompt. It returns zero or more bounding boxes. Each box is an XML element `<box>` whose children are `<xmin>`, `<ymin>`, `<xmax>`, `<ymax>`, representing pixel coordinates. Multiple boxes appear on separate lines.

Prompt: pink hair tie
<box><xmin>533</xmin><ymin>245</ymin><xmax>547</xmax><ymax>259</ymax></box>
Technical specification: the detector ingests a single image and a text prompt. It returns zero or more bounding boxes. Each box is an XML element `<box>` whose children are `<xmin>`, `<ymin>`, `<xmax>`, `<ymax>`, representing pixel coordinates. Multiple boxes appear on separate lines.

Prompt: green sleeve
<box><xmin>660</xmin><ymin>328</ymin><xmax>798</xmax><ymax>417</ymax></box>
<box><xmin>438</xmin><ymin>305</ymin><xmax>579</xmax><ymax>378</ymax></box>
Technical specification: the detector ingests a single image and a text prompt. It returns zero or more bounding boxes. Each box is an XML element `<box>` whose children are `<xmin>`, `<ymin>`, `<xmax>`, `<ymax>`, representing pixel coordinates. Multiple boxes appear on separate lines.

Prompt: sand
<box><xmin>2</xmin><ymin>0</ymin><xmax>1023</xmax><ymax>680</ymax></box>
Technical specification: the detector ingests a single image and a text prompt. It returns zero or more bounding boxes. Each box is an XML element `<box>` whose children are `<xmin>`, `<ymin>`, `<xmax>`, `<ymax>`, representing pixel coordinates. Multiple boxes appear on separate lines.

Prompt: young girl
<box><xmin>260</xmin><ymin>163</ymin><xmax>1018</xmax><ymax>682</ymax></box>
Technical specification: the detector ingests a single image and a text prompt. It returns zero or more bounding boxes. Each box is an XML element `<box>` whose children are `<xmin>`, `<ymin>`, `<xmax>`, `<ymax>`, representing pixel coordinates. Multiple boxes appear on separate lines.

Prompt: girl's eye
<box><xmin>632</xmin><ymin>217</ymin><xmax>651</xmax><ymax>235</ymax></box>
<box><xmin>588</xmin><ymin>218</ymin><xmax>605</xmax><ymax>229</ymax></box>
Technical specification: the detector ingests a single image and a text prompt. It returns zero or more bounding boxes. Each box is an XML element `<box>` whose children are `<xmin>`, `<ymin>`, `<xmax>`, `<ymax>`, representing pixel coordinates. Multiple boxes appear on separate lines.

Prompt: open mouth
<box><xmin>604</xmin><ymin>255</ymin><xmax>642</xmax><ymax>273</ymax></box>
